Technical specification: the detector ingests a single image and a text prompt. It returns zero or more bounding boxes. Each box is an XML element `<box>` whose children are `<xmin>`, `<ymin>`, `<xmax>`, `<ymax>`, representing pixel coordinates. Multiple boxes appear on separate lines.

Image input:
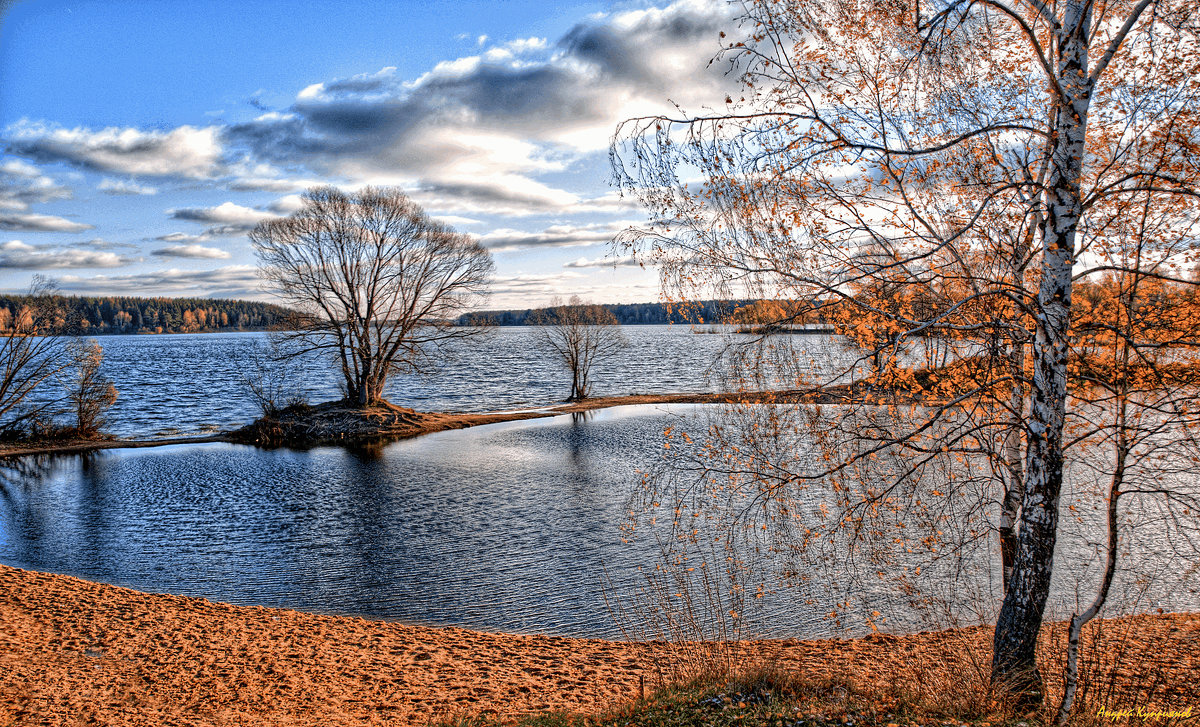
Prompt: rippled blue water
<box><xmin>3</xmin><ymin>404</ymin><xmax>1194</xmax><ymax>639</ymax></box>
<box><xmin>0</xmin><ymin>406</ymin><xmax>831</xmax><ymax>638</ymax></box>
<box><xmin>70</xmin><ymin>326</ymin><xmax>852</xmax><ymax>437</ymax></box>
<box><xmin>6</xmin><ymin>329</ymin><xmax>1193</xmax><ymax>639</ymax></box>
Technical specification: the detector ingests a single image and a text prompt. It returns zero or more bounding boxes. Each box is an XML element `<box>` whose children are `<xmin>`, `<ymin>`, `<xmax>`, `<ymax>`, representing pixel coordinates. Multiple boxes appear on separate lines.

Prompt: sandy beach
<box><xmin>2</xmin><ymin>564</ymin><xmax>1198</xmax><ymax>726</ymax></box>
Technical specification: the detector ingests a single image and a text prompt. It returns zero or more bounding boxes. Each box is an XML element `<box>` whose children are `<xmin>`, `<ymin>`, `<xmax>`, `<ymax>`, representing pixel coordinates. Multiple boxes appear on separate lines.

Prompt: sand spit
<box><xmin>224</xmin><ymin>391</ymin><xmax>854</xmax><ymax>449</ymax></box>
<box><xmin>3</xmin><ymin>565</ymin><xmax>1199</xmax><ymax>726</ymax></box>
<box><xmin>0</xmin><ymin>389</ymin><xmax>849</xmax><ymax>458</ymax></box>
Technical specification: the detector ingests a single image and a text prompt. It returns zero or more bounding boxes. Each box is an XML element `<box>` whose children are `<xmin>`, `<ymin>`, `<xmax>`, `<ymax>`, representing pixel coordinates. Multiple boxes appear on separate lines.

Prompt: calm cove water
<box><xmin>4</xmin><ymin>404</ymin><xmax>1196</xmax><ymax>639</ymax></box>
<box><xmin>1</xmin><ymin>405</ymin><xmax>845</xmax><ymax>638</ymax></box>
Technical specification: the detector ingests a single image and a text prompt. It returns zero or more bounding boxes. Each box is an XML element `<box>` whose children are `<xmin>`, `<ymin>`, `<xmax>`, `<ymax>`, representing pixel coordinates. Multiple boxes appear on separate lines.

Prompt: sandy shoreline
<box><xmin>2</xmin><ymin>564</ymin><xmax>1197</xmax><ymax>726</ymax></box>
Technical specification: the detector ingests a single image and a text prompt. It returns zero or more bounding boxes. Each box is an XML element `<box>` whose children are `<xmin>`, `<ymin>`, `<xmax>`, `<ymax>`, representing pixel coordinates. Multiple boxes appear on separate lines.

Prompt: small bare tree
<box><xmin>251</xmin><ymin>186</ymin><xmax>494</xmax><ymax>407</ymax></box>
<box><xmin>63</xmin><ymin>338</ymin><xmax>117</xmax><ymax>437</ymax></box>
<box><xmin>0</xmin><ymin>276</ymin><xmax>72</xmax><ymax>435</ymax></box>
<box><xmin>530</xmin><ymin>296</ymin><xmax>627</xmax><ymax>401</ymax></box>
<box><xmin>238</xmin><ymin>338</ymin><xmax>307</xmax><ymax>417</ymax></box>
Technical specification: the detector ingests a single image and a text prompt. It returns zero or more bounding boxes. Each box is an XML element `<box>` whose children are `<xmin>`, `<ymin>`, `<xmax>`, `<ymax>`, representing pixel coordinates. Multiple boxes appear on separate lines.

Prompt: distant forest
<box><xmin>457</xmin><ymin>300</ymin><xmax>751</xmax><ymax>326</ymax></box>
<box><xmin>0</xmin><ymin>295</ymin><xmax>793</xmax><ymax>334</ymax></box>
<box><xmin>0</xmin><ymin>295</ymin><xmax>293</xmax><ymax>335</ymax></box>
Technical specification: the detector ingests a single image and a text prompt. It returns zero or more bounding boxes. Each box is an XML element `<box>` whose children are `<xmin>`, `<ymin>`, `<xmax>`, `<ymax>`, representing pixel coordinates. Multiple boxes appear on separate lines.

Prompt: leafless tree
<box><xmin>530</xmin><ymin>296</ymin><xmax>627</xmax><ymax>401</ymax></box>
<box><xmin>238</xmin><ymin>339</ymin><xmax>308</xmax><ymax>418</ymax></box>
<box><xmin>63</xmin><ymin>338</ymin><xmax>117</xmax><ymax>437</ymax></box>
<box><xmin>0</xmin><ymin>276</ymin><xmax>73</xmax><ymax>435</ymax></box>
<box><xmin>251</xmin><ymin>186</ymin><xmax>494</xmax><ymax>407</ymax></box>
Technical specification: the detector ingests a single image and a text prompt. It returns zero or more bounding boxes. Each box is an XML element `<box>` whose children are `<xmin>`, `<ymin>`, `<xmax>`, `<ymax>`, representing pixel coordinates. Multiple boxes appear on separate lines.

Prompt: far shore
<box><xmin>0</xmin><ymin>387</ymin><xmax>856</xmax><ymax>459</ymax></box>
<box><xmin>1</xmin><ymin>564</ymin><xmax>1195</xmax><ymax>726</ymax></box>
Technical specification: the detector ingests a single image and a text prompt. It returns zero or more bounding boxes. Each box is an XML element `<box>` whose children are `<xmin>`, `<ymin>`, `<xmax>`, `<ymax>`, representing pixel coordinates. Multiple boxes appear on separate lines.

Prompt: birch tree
<box><xmin>612</xmin><ymin>0</ymin><xmax>1199</xmax><ymax>708</ymax></box>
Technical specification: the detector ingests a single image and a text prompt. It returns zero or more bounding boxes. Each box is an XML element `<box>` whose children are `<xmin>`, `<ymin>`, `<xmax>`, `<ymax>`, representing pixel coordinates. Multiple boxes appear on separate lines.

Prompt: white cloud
<box><xmin>98</xmin><ymin>178</ymin><xmax>158</xmax><ymax>195</ymax></box>
<box><xmin>3</xmin><ymin>0</ymin><xmax>736</xmax><ymax>230</ymax></box>
<box><xmin>482</xmin><ymin>37</ymin><xmax>549</xmax><ymax>62</ymax></box>
<box><xmin>564</xmin><ymin>254</ymin><xmax>642</xmax><ymax>268</ymax></box>
<box><xmin>226</xmin><ymin>175</ymin><xmax>323</xmax><ymax>192</ymax></box>
<box><xmin>6</xmin><ymin>122</ymin><xmax>224</xmax><ymax>178</ymax></box>
<box><xmin>486</xmin><ymin>269</ymin><xmax>659</xmax><ymax>308</ymax></box>
<box><xmin>54</xmin><ymin>265</ymin><xmax>263</xmax><ymax>298</ymax></box>
<box><xmin>0</xmin><ymin>239</ymin><xmax>133</xmax><ymax>269</ymax></box>
<box><xmin>0</xmin><ymin>158</ymin><xmax>72</xmax><ymax>211</ymax></box>
<box><xmin>432</xmin><ymin>214</ymin><xmax>482</xmax><ymax>228</ymax></box>
<box><xmin>413</xmin><ymin>175</ymin><xmax>580</xmax><ymax>217</ymax></box>
<box><xmin>476</xmin><ymin>220</ymin><xmax>637</xmax><ymax>250</ymax></box>
<box><xmin>214</xmin><ymin>0</ymin><xmax>735</xmax><ymax>216</ymax></box>
<box><xmin>77</xmin><ymin>238</ymin><xmax>139</xmax><ymax>250</ymax></box>
<box><xmin>168</xmin><ymin>201</ymin><xmax>278</xmax><ymax>227</ymax></box>
<box><xmin>0</xmin><ymin>212</ymin><xmax>93</xmax><ymax>233</ymax></box>
<box><xmin>151</xmin><ymin>244</ymin><xmax>231</xmax><ymax>259</ymax></box>
<box><xmin>0</xmin><ymin>159</ymin><xmax>42</xmax><ymax>177</ymax></box>
<box><xmin>154</xmin><ymin>232</ymin><xmax>210</xmax><ymax>243</ymax></box>
<box><xmin>267</xmin><ymin>194</ymin><xmax>305</xmax><ymax>215</ymax></box>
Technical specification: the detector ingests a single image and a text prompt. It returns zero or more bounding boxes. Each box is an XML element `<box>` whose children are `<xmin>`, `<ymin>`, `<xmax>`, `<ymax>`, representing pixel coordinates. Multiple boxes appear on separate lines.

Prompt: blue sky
<box><xmin>0</xmin><ymin>0</ymin><xmax>738</xmax><ymax>307</ymax></box>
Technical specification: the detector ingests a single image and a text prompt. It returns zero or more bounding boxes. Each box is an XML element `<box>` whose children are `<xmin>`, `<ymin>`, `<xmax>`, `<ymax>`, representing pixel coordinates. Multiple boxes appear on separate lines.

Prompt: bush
<box><xmin>63</xmin><ymin>338</ymin><xmax>117</xmax><ymax>437</ymax></box>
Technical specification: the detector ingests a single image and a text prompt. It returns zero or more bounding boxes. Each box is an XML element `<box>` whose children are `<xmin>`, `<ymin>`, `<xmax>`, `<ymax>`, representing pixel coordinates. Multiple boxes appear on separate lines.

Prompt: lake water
<box><xmin>0</xmin><ymin>405</ymin><xmax>845</xmax><ymax>638</ymax></box>
<box><xmin>62</xmin><ymin>326</ymin><xmax>856</xmax><ymax>437</ymax></box>
<box><xmin>3</xmin><ymin>330</ymin><xmax>1195</xmax><ymax>640</ymax></box>
<box><xmin>3</xmin><ymin>403</ymin><xmax>1196</xmax><ymax>639</ymax></box>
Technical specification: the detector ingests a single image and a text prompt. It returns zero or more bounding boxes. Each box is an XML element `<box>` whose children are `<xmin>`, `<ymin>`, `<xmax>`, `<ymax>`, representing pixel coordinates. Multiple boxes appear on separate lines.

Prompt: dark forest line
<box><xmin>457</xmin><ymin>299</ymin><xmax>751</xmax><ymax>326</ymax></box>
<box><xmin>0</xmin><ymin>294</ymin><xmax>293</xmax><ymax>335</ymax></box>
<box><xmin>0</xmin><ymin>295</ymin><xmax>773</xmax><ymax>334</ymax></box>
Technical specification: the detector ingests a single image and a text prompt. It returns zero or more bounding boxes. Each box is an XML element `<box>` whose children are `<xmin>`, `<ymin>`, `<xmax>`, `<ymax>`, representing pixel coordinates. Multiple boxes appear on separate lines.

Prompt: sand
<box><xmin>2</xmin><ymin>565</ymin><xmax>1198</xmax><ymax>726</ymax></box>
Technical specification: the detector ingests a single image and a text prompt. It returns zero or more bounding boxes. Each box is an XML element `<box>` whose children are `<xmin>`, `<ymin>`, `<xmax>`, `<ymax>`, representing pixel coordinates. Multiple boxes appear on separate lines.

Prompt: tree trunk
<box><xmin>992</xmin><ymin>3</ymin><xmax>1092</xmax><ymax>704</ymax></box>
<box><xmin>999</xmin><ymin>341</ymin><xmax>1026</xmax><ymax>593</ymax></box>
<box><xmin>1057</xmin><ymin>462</ymin><xmax>1122</xmax><ymax>724</ymax></box>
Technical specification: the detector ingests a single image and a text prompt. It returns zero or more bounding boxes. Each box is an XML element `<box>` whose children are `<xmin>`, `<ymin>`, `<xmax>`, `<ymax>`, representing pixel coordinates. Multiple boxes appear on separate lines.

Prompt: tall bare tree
<box><xmin>613</xmin><ymin>0</ymin><xmax>1199</xmax><ymax>708</ymax></box>
<box><xmin>0</xmin><ymin>276</ymin><xmax>72</xmax><ymax>434</ymax></box>
<box><xmin>251</xmin><ymin>186</ymin><xmax>493</xmax><ymax>407</ymax></box>
<box><xmin>531</xmin><ymin>296</ymin><xmax>627</xmax><ymax>401</ymax></box>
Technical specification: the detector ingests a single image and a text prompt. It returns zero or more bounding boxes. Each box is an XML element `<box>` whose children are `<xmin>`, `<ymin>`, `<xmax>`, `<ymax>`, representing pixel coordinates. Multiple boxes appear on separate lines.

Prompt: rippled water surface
<box><xmin>4</xmin><ymin>404</ymin><xmax>1196</xmax><ymax>639</ymax></box>
<box><xmin>0</xmin><ymin>406</ymin><xmax>752</xmax><ymax>637</ymax></box>
<box><xmin>77</xmin><ymin>326</ymin><xmax>851</xmax><ymax>437</ymax></box>
<box><xmin>5</xmin><ymin>328</ymin><xmax>1195</xmax><ymax>639</ymax></box>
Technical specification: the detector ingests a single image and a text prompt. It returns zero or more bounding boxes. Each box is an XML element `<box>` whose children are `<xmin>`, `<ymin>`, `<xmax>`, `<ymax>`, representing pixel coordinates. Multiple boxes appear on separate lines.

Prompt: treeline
<box><xmin>0</xmin><ymin>295</ymin><xmax>292</xmax><ymax>335</ymax></box>
<box><xmin>459</xmin><ymin>299</ymin><xmax>751</xmax><ymax>326</ymax></box>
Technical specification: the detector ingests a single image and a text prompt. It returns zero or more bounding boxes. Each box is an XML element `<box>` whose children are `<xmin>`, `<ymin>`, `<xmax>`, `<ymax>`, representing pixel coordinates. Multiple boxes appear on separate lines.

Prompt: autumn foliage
<box><xmin>612</xmin><ymin>0</ymin><xmax>1200</xmax><ymax>714</ymax></box>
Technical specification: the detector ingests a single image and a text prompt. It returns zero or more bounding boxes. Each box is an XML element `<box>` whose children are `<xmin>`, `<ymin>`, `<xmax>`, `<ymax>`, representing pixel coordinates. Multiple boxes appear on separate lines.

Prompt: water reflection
<box><xmin>0</xmin><ymin>408</ymin><xmax>704</xmax><ymax>637</ymax></box>
<box><xmin>2</xmin><ymin>405</ymin><xmax>1193</xmax><ymax>639</ymax></box>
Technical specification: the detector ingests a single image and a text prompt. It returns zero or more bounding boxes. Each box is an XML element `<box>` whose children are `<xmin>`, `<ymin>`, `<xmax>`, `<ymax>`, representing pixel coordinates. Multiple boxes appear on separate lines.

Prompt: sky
<box><xmin>0</xmin><ymin>0</ymin><xmax>740</xmax><ymax>308</ymax></box>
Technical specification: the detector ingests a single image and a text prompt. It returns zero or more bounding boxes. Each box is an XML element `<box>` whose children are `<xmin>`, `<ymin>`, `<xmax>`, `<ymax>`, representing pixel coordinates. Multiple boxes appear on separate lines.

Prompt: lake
<box><xmin>63</xmin><ymin>326</ymin><xmax>857</xmax><ymax>438</ymax></box>
<box><xmin>2</xmin><ymin>329</ymin><xmax>1195</xmax><ymax>641</ymax></box>
<box><xmin>1</xmin><ymin>405</ymin><xmax>840</xmax><ymax>639</ymax></box>
<box><xmin>4</xmin><ymin>402</ymin><xmax>1196</xmax><ymax>639</ymax></box>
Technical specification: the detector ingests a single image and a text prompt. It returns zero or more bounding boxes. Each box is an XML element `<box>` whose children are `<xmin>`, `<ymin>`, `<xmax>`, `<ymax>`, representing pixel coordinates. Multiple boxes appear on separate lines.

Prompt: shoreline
<box><xmin>0</xmin><ymin>388</ymin><xmax>852</xmax><ymax>459</ymax></box>
<box><xmin>2</xmin><ymin>564</ymin><xmax>1196</xmax><ymax>726</ymax></box>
